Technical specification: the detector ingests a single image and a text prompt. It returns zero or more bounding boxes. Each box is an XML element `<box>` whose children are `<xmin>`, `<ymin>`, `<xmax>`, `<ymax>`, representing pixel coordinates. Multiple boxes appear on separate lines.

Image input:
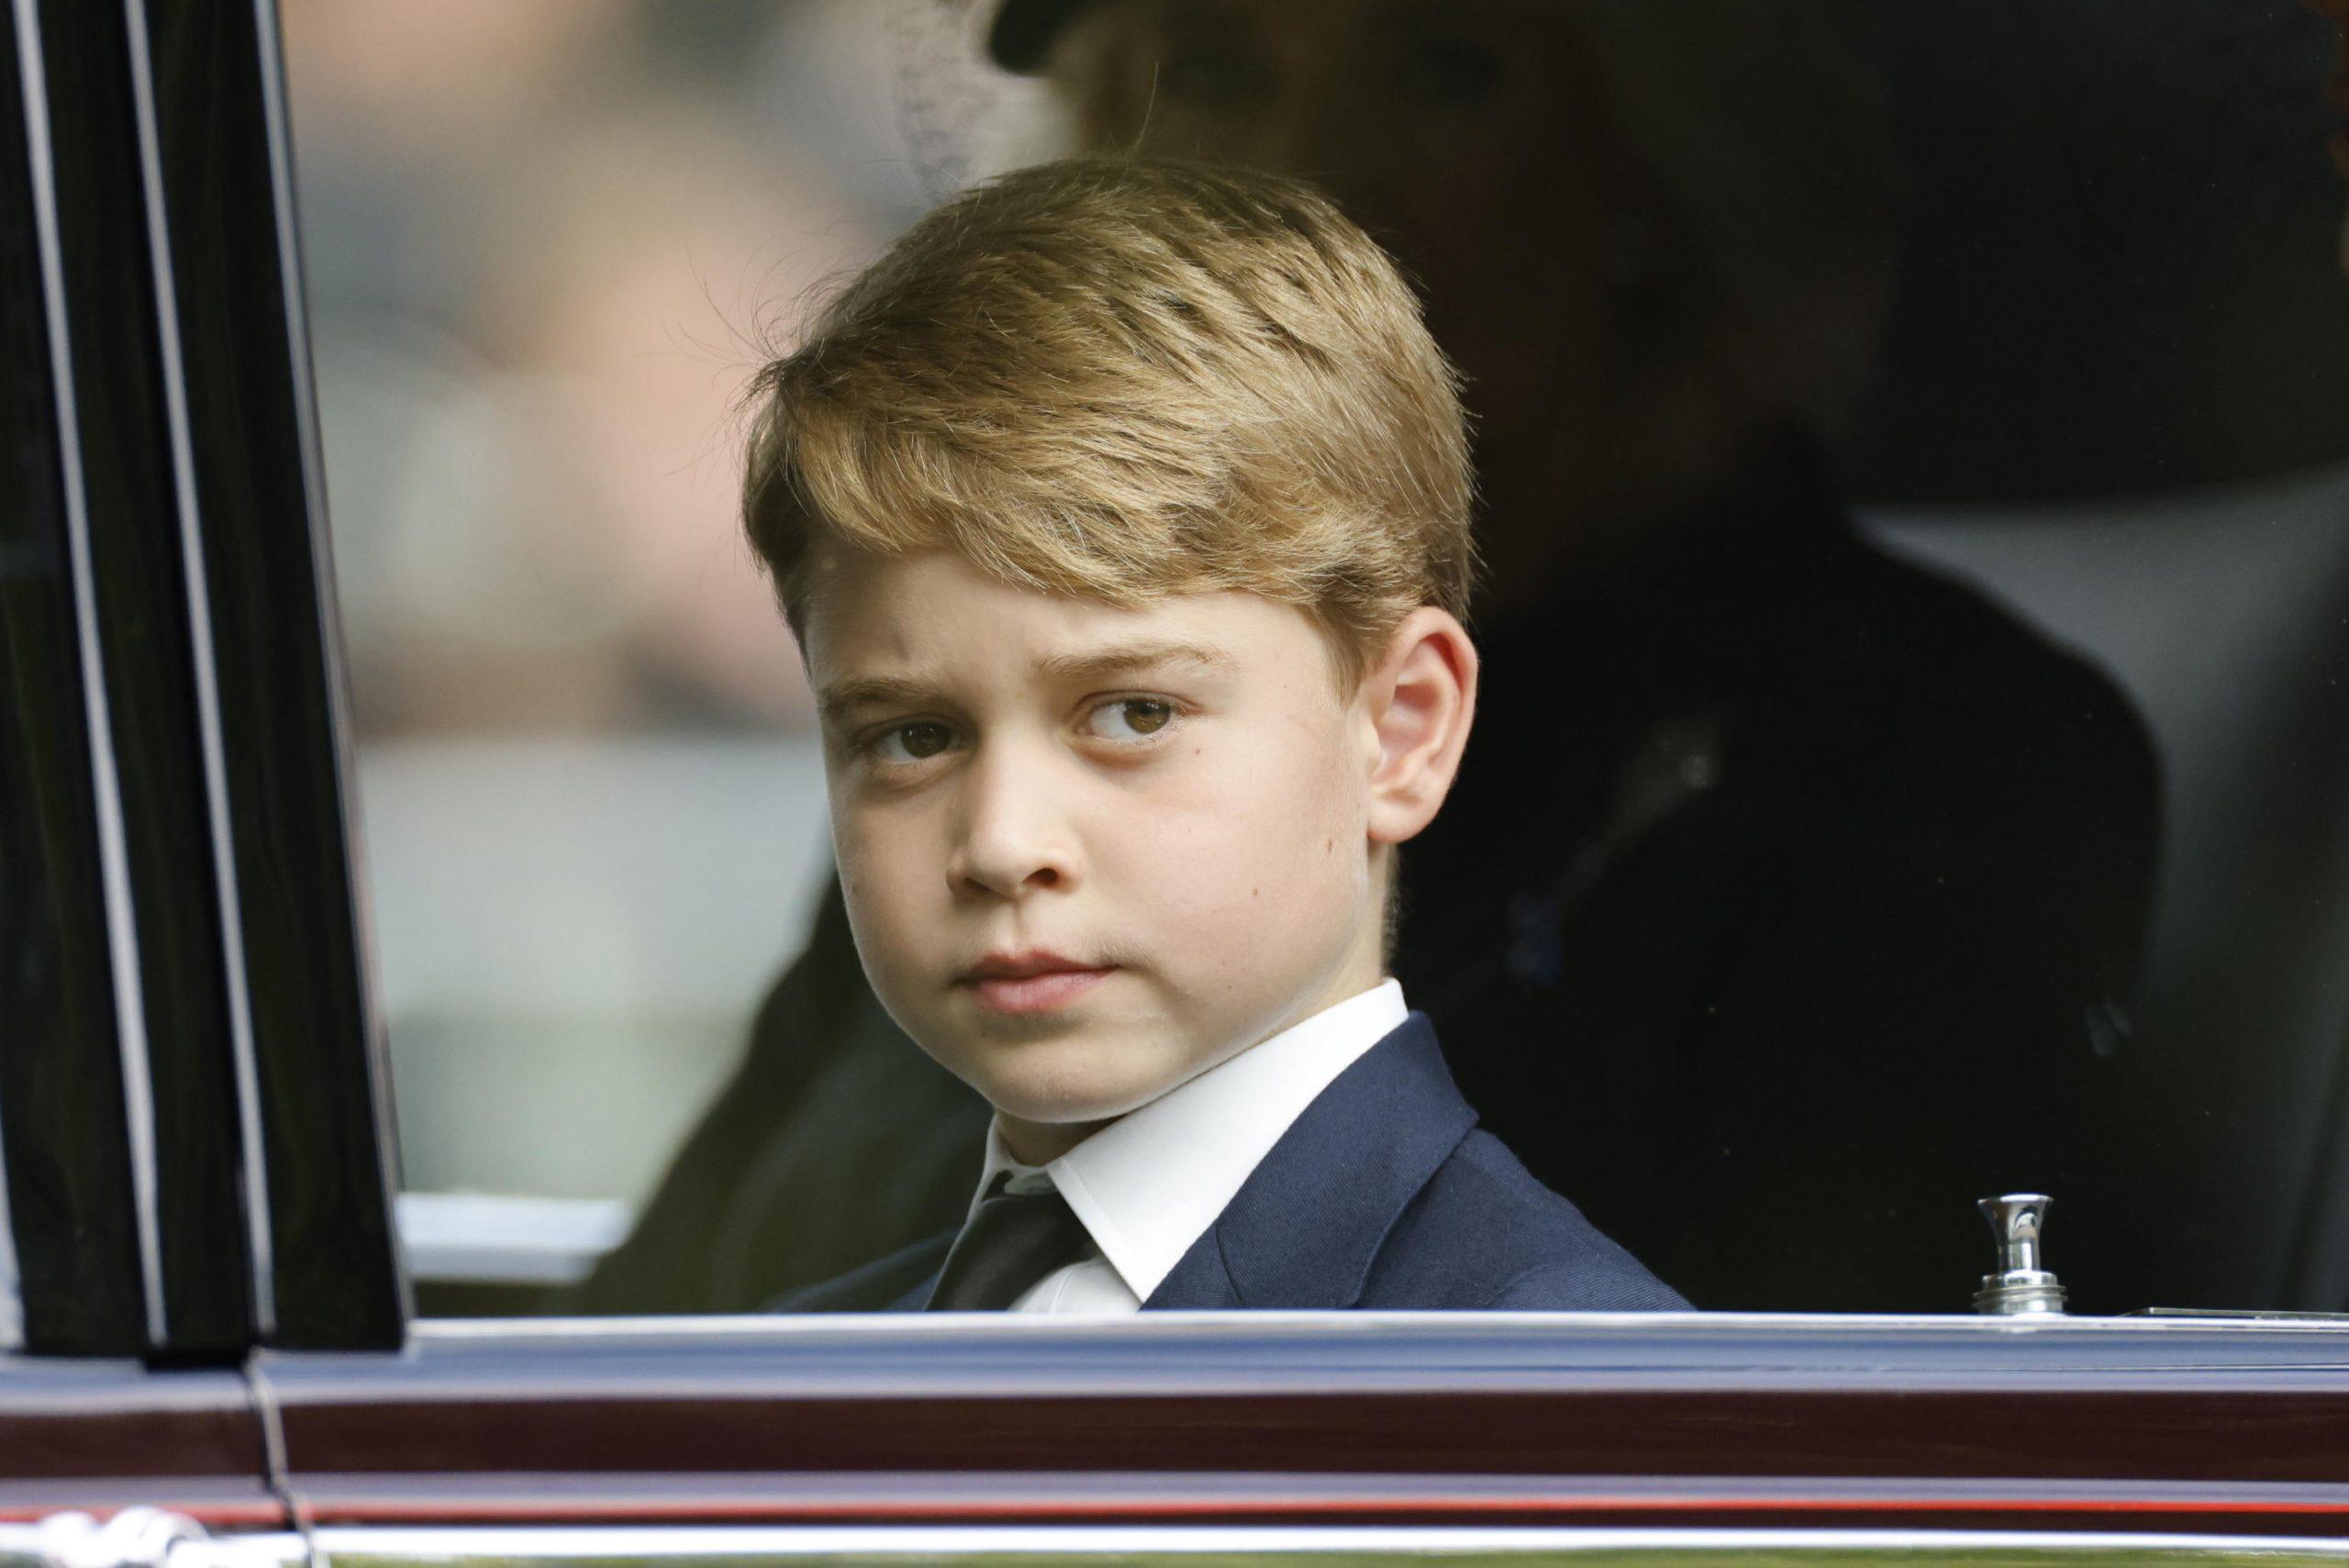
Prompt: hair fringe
<box><xmin>741</xmin><ymin>158</ymin><xmax>1478</xmax><ymax>685</ymax></box>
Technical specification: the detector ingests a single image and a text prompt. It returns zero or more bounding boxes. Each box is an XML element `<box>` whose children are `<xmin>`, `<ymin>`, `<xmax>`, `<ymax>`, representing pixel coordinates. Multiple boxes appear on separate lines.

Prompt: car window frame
<box><xmin>2</xmin><ymin>0</ymin><xmax>400</xmax><ymax>1362</ymax></box>
<box><xmin>4</xmin><ymin>0</ymin><xmax>187</xmax><ymax>1359</ymax></box>
<box><xmin>139</xmin><ymin>0</ymin><xmax>404</xmax><ymax>1354</ymax></box>
<box><xmin>173</xmin><ymin>0</ymin><xmax>2349</xmax><ymax>1352</ymax></box>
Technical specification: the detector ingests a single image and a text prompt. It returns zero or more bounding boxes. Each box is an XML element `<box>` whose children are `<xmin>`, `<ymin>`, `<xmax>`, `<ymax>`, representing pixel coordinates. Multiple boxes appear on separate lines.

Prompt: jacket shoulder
<box><xmin>1364</xmin><ymin>1129</ymin><xmax>1689</xmax><ymax>1311</ymax></box>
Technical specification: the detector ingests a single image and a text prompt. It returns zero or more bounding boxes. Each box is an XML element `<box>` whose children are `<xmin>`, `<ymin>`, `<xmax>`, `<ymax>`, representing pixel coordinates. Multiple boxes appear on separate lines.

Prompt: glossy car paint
<box><xmin>19</xmin><ymin>0</ymin><xmax>268</xmax><ymax>1362</ymax></box>
<box><xmin>24</xmin><ymin>0</ymin><xmax>406</xmax><ymax>1353</ymax></box>
<box><xmin>1</xmin><ymin>0</ymin><xmax>159</xmax><ymax>1361</ymax></box>
<box><xmin>253</xmin><ymin>1316</ymin><xmax>2349</xmax><ymax>1536</ymax></box>
<box><xmin>0</xmin><ymin>1359</ymin><xmax>274</xmax><ymax>1525</ymax></box>
<box><xmin>3</xmin><ymin>0</ymin><xmax>402</xmax><ymax>1362</ymax></box>
<box><xmin>299</xmin><ymin>1524</ymin><xmax>2349</xmax><ymax>1568</ymax></box>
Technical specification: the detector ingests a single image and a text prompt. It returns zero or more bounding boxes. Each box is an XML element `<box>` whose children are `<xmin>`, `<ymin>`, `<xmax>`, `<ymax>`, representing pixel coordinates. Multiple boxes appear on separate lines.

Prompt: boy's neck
<box><xmin>993</xmin><ymin>959</ymin><xmax>1394</xmax><ymax>1168</ymax></box>
<box><xmin>996</xmin><ymin>1114</ymin><xmax>1111</xmax><ymax>1168</ymax></box>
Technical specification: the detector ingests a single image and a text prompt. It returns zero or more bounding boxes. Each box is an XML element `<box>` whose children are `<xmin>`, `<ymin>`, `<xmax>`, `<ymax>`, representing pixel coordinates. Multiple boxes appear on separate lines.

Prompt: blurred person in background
<box><xmin>580</xmin><ymin>0</ymin><xmax>2162</xmax><ymax>1313</ymax></box>
<box><xmin>292</xmin><ymin>0</ymin><xmax>894</xmax><ymax>740</ymax></box>
<box><xmin>286</xmin><ymin>0</ymin><xmax>934</xmax><ymax>1218</ymax></box>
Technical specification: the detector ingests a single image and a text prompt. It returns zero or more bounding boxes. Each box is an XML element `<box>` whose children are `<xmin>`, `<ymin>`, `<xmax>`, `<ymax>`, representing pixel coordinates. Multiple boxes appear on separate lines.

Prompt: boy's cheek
<box><xmin>830</xmin><ymin>834</ymin><xmax>926</xmax><ymax>973</ymax></box>
<box><xmin>820</xmin><ymin>766</ymin><xmax>866</xmax><ymax>861</ymax></box>
<box><xmin>829</xmin><ymin>789</ymin><xmax>913</xmax><ymax>876</ymax></box>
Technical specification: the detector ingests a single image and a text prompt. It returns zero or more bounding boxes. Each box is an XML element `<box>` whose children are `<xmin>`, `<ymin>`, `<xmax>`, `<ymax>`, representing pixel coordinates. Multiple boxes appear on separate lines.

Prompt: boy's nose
<box><xmin>945</xmin><ymin>751</ymin><xmax>1081</xmax><ymax>901</ymax></box>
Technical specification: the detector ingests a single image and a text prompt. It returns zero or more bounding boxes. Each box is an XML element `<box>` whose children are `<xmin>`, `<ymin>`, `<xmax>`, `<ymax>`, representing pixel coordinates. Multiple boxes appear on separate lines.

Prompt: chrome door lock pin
<box><xmin>1974</xmin><ymin>1193</ymin><xmax>2067</xmax><ymax>1316</ymax></box>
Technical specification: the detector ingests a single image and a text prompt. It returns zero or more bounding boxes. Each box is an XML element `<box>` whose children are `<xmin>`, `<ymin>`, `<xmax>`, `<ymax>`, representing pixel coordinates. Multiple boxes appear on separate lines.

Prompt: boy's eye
<box><xmin>870</xmin><ymin>721</ymin><xmax>956</xmax><ymax>763</ymax></box>
<box><xmin>1082</xmin><ymin>696</ymin><xmax>1178</xmax><ymax>741</ymax></box>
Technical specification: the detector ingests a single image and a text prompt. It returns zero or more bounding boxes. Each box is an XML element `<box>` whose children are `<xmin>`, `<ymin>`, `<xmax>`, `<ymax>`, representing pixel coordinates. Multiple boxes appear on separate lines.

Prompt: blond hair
<box><xmin>741</xmin><ymin>158</ymin><xmax>1474</xmax><ymax>686</ymax></box>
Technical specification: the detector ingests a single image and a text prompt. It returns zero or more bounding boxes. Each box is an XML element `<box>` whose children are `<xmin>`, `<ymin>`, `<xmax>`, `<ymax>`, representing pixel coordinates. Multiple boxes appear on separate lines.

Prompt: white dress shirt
<box><xmin>966</xmin><ymin>978</ymin><xmax>1409</xmax><ymax>1314</ymax></box>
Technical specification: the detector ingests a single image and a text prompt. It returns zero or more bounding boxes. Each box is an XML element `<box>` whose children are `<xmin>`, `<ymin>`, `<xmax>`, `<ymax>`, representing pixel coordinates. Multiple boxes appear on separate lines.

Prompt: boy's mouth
<box><xmin>958</xmin><ymin>950</ymin><xmax>1119</xmax><ymax>1015</ymax></box>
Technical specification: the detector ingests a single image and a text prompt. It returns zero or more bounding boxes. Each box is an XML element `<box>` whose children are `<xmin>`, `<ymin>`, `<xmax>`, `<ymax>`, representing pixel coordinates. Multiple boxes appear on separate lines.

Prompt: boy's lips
<box><xmin>958</xmin><ymin>951</ymin><xmax>1119</xmax><ymax>1015</ymax></box>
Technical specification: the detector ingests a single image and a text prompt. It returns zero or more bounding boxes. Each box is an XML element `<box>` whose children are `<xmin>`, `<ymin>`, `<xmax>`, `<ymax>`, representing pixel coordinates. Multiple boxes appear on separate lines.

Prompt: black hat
<box><xmin>985</xmin><ymin>0</ymin><xmax>1095</xmax><ymax>72</ymax></box>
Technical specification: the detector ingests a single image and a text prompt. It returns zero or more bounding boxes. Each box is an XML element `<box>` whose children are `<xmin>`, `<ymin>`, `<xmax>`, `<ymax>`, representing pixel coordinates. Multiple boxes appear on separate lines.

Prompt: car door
<box><xmin>0</xmin><ymin>0</ymin><xmax>316</xmax><ymax>1544</ymax></box>
<box><xmin>15</xmin><ymin>5</ymin><xmax>2349</xmax><ymax>1568</ymax></box>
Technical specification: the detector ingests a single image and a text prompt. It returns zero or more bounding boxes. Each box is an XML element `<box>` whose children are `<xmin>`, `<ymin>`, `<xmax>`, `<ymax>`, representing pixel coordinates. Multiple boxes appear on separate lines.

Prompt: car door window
<box><xmin>276</xmin><ymin>0</ymin><xmax>2349</xmax><ymax>1320</ymax></box>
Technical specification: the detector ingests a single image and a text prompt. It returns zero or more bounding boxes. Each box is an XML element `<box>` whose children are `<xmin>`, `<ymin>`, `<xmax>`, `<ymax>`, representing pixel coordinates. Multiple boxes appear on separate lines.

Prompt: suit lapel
<box><xmin>1144</xmin><ymin>1014</ymin><xmax>1476</xmax><ymax>1310</ymax></box>
<box><xmin>1144</xmin><ymin>1228</ymin><xmax>1244</xmax><ymax>1308</ymax></box>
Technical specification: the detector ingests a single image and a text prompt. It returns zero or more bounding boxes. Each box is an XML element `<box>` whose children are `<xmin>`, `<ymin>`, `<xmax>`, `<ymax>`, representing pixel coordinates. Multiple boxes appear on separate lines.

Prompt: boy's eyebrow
<box><xmin>818</xmin><ymin>642</ymin><xmax>1239</xmax><ymax>723</ymax></box>
<box><xmin>817</xmin><ymin>676</ymin><xmax>941</xmax><ymax>724</ymax></box>
<box><xmin>1035</xmin><ymin>641</ymin><xmax>1239</xmax><ymax>684</ymax></box>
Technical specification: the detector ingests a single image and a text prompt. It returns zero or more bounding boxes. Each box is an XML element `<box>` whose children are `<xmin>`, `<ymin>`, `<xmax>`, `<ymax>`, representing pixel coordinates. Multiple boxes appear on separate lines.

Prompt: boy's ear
<box><xmin>1362</xmin><ymin>606</ymin><xmax>1478</xmax><ymax>848</ymax></box>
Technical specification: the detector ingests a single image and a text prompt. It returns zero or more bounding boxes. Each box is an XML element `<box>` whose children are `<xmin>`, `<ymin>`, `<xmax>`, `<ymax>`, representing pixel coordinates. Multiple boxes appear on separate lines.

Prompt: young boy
<box><xmin>742</xmin><ymin>158</ymin><xmax>1683</xmax><ymax>1313</ymax></box>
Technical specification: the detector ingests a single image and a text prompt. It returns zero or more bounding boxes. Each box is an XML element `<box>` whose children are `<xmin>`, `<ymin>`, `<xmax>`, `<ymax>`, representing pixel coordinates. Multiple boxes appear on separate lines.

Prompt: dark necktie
<box><xmin>926</xmin><ymin>1177</ymin><xmax>1092</xmax><ymax>1310</ymax></box>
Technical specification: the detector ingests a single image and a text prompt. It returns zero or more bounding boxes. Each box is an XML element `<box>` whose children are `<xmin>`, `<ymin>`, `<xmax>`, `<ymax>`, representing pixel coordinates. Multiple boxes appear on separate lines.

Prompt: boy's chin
<box><xmin>974</xmin><ymin>1067</ymin><xmax>1176</xmax><ymax>1132</ymax></box>
<box><xmin>949</xmin><ymin>1029</ymin><xmax>1196</xmax><ymax>1131</ymax></box>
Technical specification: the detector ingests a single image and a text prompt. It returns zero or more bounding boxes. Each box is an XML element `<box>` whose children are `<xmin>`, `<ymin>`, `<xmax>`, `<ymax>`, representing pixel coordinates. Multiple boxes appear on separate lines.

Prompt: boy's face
<box><xmin>803</xmin><ymin>550</ymin><xmax>1400</xmax><ymax>1159</ymax></box>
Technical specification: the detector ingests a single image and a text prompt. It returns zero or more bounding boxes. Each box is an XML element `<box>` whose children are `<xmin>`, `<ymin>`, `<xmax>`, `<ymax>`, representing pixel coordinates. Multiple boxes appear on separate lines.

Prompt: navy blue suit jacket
<box><xmin>781</xmin><ymin>1014</ymin><xmax>1687</xmax><ymax>1313</ymax></box>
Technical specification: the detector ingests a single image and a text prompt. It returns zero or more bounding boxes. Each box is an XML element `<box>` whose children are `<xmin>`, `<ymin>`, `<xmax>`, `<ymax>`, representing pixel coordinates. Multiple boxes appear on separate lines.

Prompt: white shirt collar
<box><xmin>974</xmin><ymin>978</ymin><xmax>1409</xmax><ymax>1305</ymax></box>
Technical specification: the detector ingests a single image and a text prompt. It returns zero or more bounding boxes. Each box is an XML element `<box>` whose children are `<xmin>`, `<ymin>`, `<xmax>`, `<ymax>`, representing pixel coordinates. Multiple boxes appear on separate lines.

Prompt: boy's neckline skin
<box><xmin>803</xmin><ymin>548</ymin><xmax>1476</xmax><ymax>1164</ymax></box>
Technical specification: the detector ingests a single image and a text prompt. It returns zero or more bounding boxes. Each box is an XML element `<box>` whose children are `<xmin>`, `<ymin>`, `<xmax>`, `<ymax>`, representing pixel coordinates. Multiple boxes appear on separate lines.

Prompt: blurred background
<box><xmin>281</xmin><ymin>0</ymin><xmax>961</xmax><ymax>1262</ymax></box>
<box><xmin>281</xmin><ymin>0</ymin><xmax>2349</xmax><ymax>1312</ymax></box>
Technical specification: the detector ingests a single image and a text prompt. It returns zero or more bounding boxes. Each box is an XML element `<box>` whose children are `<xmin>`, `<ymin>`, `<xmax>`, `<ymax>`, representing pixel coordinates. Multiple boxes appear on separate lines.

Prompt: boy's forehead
<box><xmin>808</xmin><ymin>550</ymin><xmax>1130</xmax><ymax>650</ymax></box>
<box><xmin>802</xmin><ymin>549</ymin><xmax>1307</xmax><ymax>693</ymax></box>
